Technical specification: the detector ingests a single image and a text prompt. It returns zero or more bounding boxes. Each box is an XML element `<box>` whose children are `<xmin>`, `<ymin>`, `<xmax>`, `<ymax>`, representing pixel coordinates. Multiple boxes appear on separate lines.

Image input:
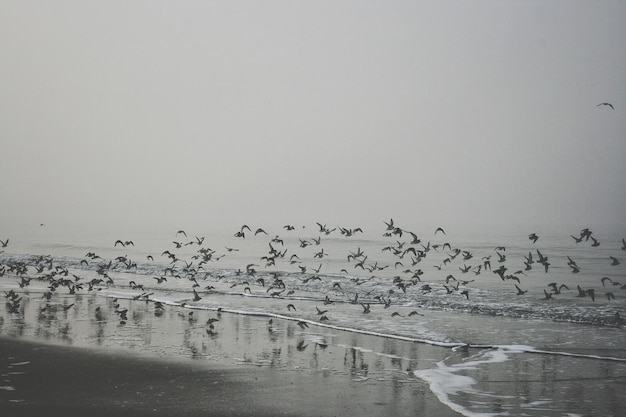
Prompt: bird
<box><xmin>287</xmin><ymin>304</ymin><xmax>296</xmax><ymax>312</ymax></box>
<box><xmin>596</xmin><ymin>102</ymin><xmax>614</xmax><ymax>109</ymax></box>
<box><xmin>528</xmin><ymin>233</ymin><xmax>539</xmax><ymax>244</ymax></box>
<box><xmin>586</xmin><ymin>289</ymin><xmax>596</xmax><ymax>302</ymax></box>
<box><xmin>0</xmin><ymin>238</ymin><xmax>8</xmax><ymax>247</ymax></box>
<box><xmin>571</xmin><ymin>234</ymin><xmax>583</xmax><ymax>243</ymax></box>
<box><xmin>515</xmin><ymin>284</ymin><xmax>527</xmax><ymax>295</ymax></box>
<box><xmin>610</xmin><ymin>256</ymin><xmax>620</xmax><ymax>266</ymax></box>
<box><xmin>435</xmin><ymin>227</ymin><xmax>446</xmax><ymax>235</ymax></box>
<box><xmin>383</xmin><ymin>218</ymin><xmax>395</xmax><ymax>231</ymax></box>
<box><xmin>316</xmin><ymin>306</ymin><xmax>328</xmax><ymax>315</ymax></box>
<box><xmin>361</xmin><ymin>303</ymin><xmax>371</xmax><ymax>314</ymax></box>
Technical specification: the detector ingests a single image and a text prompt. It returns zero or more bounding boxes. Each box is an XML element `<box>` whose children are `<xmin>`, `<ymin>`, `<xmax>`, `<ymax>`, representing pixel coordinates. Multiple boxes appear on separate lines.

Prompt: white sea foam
<box><xmin>414</xmin><ymin>346</ymin><xmax>525</xmax><ymax>417</ymax></box>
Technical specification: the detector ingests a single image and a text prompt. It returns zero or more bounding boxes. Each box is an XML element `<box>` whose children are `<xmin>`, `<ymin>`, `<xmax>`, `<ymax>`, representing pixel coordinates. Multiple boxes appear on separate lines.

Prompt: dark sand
<box><xmin>0</xmin><ymin>336</ymin><xmax>459</xmax><ymax>417</ymax></box>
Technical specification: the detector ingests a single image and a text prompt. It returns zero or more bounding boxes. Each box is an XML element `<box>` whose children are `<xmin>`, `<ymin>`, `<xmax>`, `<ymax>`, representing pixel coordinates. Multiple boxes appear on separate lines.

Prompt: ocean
<box><xmin>1</xmin><ymin>219</ymin><xmax>625</xmax><ymax>416</ymax></box>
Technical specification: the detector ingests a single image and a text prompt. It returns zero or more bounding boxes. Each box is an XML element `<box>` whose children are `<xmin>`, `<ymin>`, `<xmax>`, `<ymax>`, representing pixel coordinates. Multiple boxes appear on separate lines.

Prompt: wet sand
<box><xmin>0</xmin><ymin>336</ymin><xmax>460</xmax><ymax>417</ymax></box>
<box><xmin>0</xmin><ymin>287</ymin><xmax>463</xmax><ymax>417</ymax></box>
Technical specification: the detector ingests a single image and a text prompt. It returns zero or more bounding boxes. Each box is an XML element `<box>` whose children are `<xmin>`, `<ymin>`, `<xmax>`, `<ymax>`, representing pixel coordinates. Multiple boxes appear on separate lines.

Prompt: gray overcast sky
<box><xmin>1</xmin><ymin>1</ymin><xmax>625</xmax><ymax>235</ymax></box>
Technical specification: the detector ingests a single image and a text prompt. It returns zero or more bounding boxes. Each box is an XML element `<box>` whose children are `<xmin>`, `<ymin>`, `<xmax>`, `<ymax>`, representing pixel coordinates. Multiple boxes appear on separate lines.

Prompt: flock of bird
<box><xmin>2</xmin><ymin>219</ymin><xmax>625</xmax><ymax>335</ymax></box>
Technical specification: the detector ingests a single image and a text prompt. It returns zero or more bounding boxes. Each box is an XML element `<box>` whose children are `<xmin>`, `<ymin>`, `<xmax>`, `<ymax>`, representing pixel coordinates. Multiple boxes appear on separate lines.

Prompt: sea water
<box><xmin>1</xmin><ymin>220</ymin><xmax>625</xmax><ymax>416</ymax></box>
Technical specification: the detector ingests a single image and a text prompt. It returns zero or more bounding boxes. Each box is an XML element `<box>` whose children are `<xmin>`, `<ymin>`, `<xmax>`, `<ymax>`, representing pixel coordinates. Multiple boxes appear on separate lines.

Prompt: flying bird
<box><xmin>596</xmin><ymin>102</ymin><xmax>614</xmax><ymax>109</ymax></box>
<box><xmin>515</xmin><ymin>284</ymin><xmax>527</xmax><ymax>295</ymax></box>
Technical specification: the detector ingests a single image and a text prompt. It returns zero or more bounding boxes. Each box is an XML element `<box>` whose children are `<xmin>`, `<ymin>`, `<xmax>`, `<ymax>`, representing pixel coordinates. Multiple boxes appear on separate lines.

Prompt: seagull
<box><xmin>435</xmin><ymin>227</ymin><xmax>446</xmax><ymax>235</ymax></box>
<box><xmin>596</xmin><ymin>102</ymin><xmax>614</xmax><ymax>109</ymax></box>
<box><xmin>610</xmin><ymin>256</ymin><xmax>620</xmax><ymax>266</ymax></box>
<box><xmin>0</xmin><ymin>238</ymin><xmax>8</xmax><ymax>247</ymax></box>
<box><xmin>528</xmin><ymin>233</ymin><xmax>539</xmax><ymax>244</ymax></box>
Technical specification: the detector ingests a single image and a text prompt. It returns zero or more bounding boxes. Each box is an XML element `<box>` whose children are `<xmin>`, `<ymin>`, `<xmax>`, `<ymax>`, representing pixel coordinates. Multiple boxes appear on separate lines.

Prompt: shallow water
<box><xmin>1</xmin><ymin>221</ymin><xmax>625</xmax><ymax>416</ymax></box>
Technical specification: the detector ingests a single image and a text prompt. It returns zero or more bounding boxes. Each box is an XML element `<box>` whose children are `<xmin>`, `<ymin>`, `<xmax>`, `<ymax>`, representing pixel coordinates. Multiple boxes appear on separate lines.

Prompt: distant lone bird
<box><xmin>596</xmin><ymin>102</ymin><xmax>614</xmax><ymax>109</ymax></box>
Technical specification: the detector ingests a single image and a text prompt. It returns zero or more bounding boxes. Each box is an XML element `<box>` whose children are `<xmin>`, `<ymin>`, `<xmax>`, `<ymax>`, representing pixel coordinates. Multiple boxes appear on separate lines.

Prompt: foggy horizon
<box><xmin>1</xmin><ymin>1</ymin><xmax>624</xmax><ymax>237</ymax></box>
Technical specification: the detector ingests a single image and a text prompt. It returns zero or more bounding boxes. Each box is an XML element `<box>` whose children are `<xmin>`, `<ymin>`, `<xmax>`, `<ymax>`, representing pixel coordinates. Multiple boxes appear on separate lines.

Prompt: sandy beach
<box><xmin>0</xmin><ymin>296</ymin><xmax>461</xmax><ymax>417</ymax></box>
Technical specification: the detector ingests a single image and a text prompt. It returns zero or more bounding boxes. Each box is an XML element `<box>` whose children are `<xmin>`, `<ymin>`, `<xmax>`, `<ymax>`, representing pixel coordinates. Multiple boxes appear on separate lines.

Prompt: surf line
<box><xmin>102</xmin><ymin>293</ymin><xmax>626</xmax><ymax>363</ymax></box>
